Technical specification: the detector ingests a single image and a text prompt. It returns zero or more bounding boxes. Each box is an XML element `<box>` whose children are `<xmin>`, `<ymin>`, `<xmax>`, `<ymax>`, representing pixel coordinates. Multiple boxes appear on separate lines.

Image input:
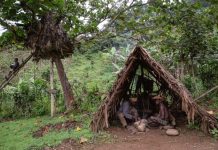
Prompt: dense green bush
<box><xmin>72</xmin><ymin>78</ymin><xmax>106</xmax><ymax>113</ymax></box>
<box><xmin>182</xmin><ymin>75</ymin><xmax>205</xmax><ymax>98</ymax></box>
<box><xmin>0</xmin><ymin>78</ymin><xmax>50</xmax><ymax>118</ymax></box>
<box><xmin>210</xmin><ymin>128</ymin><xmax>218</xmax><ymax>139</ymax></box>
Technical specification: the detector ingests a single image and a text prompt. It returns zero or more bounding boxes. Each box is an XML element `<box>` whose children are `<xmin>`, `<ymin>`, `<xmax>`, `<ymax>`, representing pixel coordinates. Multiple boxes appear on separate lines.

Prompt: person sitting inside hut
<box><xmin>117</xmin><ymin>96</ymin><xmax>140</xmax><ymax>128</ymax></box>
<box><xmin>148</xmin><ymin>95</ymin><xmax>175</xmax><ymax>127</ymax></box>
<box><xmin>5</xmin><ymin>58</ymin><xmax>20</xmax><ymax>80</ymax></box>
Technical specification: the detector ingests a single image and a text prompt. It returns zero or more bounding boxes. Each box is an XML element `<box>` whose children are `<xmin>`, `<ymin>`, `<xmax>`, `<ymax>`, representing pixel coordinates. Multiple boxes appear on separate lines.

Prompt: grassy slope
<box><xmin>0</xmin><ymin>50</ymin><xmax>115</xmax><ymax>95</ymax></box>
<box><xmin>0</xmin><ymin>50</ymin><xmax>115</xmax><ymax>150</ymax></box>
<box><xmin>0</xmin><ymin>114</ymin><xmax>93</xmax><ymax>150</ymax></box>
<box><xmin>66</xmin><ymin>52</ymin><xmax>115</xmax><ymax>91</ymax></box>
<box><xmin>0</xmin><ymin>49</ymin><xmax>50</xmax><ymax>83</ymax></box>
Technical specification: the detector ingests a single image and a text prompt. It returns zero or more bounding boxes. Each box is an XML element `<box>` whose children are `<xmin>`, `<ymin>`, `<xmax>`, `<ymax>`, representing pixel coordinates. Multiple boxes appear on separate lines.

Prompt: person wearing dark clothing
<box><xmin>5</xmin><ymin>58</ymin><xmax>20</xmax><ymax>80</ymax></box>
<box><xmin>10</xmin><ymin>58</ymin><xmax>20</xmax><ymax>71</ymax></box>
<box><xmin>148</xmin><ymin>95</ymin><xmax>175</xmax><ymax>126</ymax></box>
<box><xmin>117</xmin><ymin>97</ymin><xmax>139</xmax><ymax>128</ymax></box>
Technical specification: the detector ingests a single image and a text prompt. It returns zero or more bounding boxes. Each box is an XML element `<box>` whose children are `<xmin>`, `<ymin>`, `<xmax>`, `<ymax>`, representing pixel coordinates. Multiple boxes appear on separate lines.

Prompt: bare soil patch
<box><xmin>33</xmin><ymin>120</ymin><xmax>78</xmax><ymax>138</ymax></box>
<box><xmin>44</xmin><ymin>138</ymin><xmax>81</xmax><ymax>150</ymax></box>
<box><xmin>48</xmin><ymin>125</ymin><xmax>218</xmax><ymax>150</ymax></box>
<box><xmin>89</xmin><ymin>127</ymin><xmax>218</xmax><ymax>150</ymax></box>
<box><xmin>0</xmin><ymin>118</ymin><xmax>14</xmax><ymax>123</ymax></box>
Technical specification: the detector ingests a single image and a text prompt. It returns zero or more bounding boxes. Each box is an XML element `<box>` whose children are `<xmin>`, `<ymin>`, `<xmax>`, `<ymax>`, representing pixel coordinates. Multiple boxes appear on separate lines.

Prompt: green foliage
<box><xmin>110</xmin><ymin>0</ymin><xmax>218</xmax><ymax>92</ymax></box>
<box><xmin>107</xmin><ymin>45</ymin><xmax>132</xmax><ymax>74</ymax></box>
<box><xmin>110</xmin><ymin>0</ymin><xmax>218</xmax><ymax>102</ymax></box>
<box><xmin>187</xmin><ymin>121</ymin><xmax>200</xmax><ymax>130</ymax></box>
<box><xmin>68</xmin><ymin>45</ymin><xmax>133</xmax><ymax>112</ymax></box>
<box><xmin>199</xmin><ymin>59</ymin><xmax>218</xmax><ymax>88</ymax></box>
<box><xmin>0</xmin><ymin>115</ymin><xmax>93</xmax><ymax>150</ymax></box>
<box><xmin>68</xmin><ymin>51</ymin><xmax>115</xmax><ymax>113</ymax></box>
<box><xmin>0</xmin><ymin>31</ymin><xmax>14</xmax><ymax>47</ymax></box>
<box><xmin>0</xmin><ymin>78</ymin><xmax>50</xmax><ymax>118</ymax></box>
<box><xmin>41</xmin><ymin>68</ymin><xmax>50</xmax><ymax>82</ymax></box>
<box><xmin>0</xmin><ymin>47</ymin><xmax>117</xmax><ymax>118</ymax></box>
<box><xmin>210</xmin><ymin>128</ymin><xmax>218</xmax><ymax>139</ymax></box>
<box><xmin>182</xmin><ymin>75</ymin><xmax>205</xmax><ymax>98</ymax></box>
<box><xmin>208</xmin><ymin>96</ymin><xmax>218</xmax><ymax>112</ymax></box>
<box><xmin>0</xmin><ymin>0</ymin><xmax>143</xmax><ymax>46</ymax></box>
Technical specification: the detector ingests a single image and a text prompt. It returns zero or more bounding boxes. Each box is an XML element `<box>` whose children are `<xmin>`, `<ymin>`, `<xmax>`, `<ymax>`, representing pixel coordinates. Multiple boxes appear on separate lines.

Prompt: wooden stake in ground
<box><xmin>50</xmin><ymin>59</ymin><xmax>56</xmax><ymax>117</ymax></box>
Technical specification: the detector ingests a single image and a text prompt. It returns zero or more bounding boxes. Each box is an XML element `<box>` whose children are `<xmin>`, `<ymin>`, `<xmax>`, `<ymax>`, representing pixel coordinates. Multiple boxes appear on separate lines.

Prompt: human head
<box><xmin>129</xmin><ymin>97</ymin><xmax>137</xmax><ymax>105</ymax></box>
<box><xmin>14</xmin><ymin>58</ymin><xmax>18</xmax><ymax>62</ymax></box>
<box><xmin>152</xmin><ymin>95</ymin><xmax>164</xmax><ymax>104</ymax></box>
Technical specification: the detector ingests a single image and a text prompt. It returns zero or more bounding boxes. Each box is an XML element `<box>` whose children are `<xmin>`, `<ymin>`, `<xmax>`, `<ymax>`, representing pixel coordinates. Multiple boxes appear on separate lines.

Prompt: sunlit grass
<box><xmin>0</xmin><ymin>114</ymin><xmax>93</xmax><ymax>150</ymax></box>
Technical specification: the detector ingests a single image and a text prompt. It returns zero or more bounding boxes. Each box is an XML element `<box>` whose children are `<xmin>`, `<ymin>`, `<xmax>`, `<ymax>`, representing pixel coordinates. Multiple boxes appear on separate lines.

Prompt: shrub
<box><xmin>0</xmin><ymin>78</ymin><xmax>50</xmax><ymax>119</ymax></box>
<box><xmin>72</xmin><ymin>79</ymin><xmax>102</xmax><ymax>113</ymax></box>
<box><xmin>210</xmin><ymin>128</ymin><xmax>218</xmax><ymax>139</ymax></box>
<box><xmin>187</xmin><ymin>121</ymin><xmax>200</xmax><ymax>130</ymax></box>
<box><xmin>182</xmin><ymin>75</ymin><xmax>205</xmax><ymax>98</ymax></box>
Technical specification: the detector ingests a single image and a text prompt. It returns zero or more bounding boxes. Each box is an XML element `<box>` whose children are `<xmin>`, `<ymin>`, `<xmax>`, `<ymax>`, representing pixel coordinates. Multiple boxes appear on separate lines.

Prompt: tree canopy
<box><xmin>0</xmin><ymin>0</ymin><xmax>218</xmax><ymax>108</ymax></box>
<box><xmin>0</xmin><ymin>0</ymin><xmax>150</xmax><ymax>46</ymax></box>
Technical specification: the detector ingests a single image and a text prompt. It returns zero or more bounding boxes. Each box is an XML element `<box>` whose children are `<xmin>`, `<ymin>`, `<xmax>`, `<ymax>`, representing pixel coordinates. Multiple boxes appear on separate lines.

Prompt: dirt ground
<box><xmin>33</xmin><ymin>120</ymin><xmax>78</xmax><ymax>138</ymax></box>
<box><xmin>47</xmin><ymin>126</ymin><xmax>218</xmax><ymax>150</ymax></box>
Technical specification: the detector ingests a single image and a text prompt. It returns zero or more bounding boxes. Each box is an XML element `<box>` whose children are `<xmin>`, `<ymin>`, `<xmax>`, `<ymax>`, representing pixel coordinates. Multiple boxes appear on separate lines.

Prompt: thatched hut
<box><xmin>90</xmin><ymin>46</ymin><xmax>218</xmax><ymax>134</ymax></box>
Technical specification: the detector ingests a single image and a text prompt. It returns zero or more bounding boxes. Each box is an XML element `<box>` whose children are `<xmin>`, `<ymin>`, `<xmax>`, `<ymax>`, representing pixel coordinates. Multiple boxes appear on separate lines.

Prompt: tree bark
<box><xmin>50</xmin><ymin>59</ymin><xmax>56</xmax><ymax>117</ymax></box>
<box><xmin>53</xmin><ymin>57</ymin><xmax>74</xmax><ymax>111</ymax></box>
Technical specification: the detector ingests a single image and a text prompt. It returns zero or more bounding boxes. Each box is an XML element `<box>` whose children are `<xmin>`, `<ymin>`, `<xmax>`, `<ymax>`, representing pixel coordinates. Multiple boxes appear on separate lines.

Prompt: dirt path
<box><xmin>88</xmin><ymin>127</ymin><xmax>218</xmax><ymax>150</ymax></box>
<box><xmin>48</xmin><ymin>127</ymin><xmax>218</xmax><ymax>150</ymax></box>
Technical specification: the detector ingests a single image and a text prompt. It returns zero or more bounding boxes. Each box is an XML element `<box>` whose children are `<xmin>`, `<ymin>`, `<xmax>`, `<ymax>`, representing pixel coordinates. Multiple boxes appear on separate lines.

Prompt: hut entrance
<box><xmin>114</xmin><ymin>64</ymin><xmax>176</xmax><ymax>132</ymax></box>
<box><xmin>127</xmin><ymin>66</ymin><xmax>156</xmax><ymax>120</ymax></box>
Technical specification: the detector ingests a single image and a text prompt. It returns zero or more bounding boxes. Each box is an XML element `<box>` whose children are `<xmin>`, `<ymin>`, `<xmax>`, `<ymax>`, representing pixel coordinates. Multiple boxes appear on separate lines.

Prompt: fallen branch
<box><xmin>194</xmin><ymin>85</ymin><xmax>218</xmax><ymax>101</ymax></box>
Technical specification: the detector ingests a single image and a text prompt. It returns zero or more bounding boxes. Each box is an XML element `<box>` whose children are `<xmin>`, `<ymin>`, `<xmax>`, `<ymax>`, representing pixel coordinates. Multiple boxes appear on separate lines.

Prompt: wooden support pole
<box><xmin>50</xmin><ymin>59</ymin><xmax>56</xmax><ymax>117</ymax></box>
<box><xmin>53</xmin><ymin>57</ymin><xmax>74</xmax><ymax>111</ymax></box>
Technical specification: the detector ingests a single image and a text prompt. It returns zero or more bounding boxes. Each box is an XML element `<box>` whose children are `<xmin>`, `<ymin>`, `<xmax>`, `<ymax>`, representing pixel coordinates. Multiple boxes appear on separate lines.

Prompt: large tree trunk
<box><xmin>53</xmin><ymin>57</ymin><xmax>74</xmax><ymax>111</ymax></box>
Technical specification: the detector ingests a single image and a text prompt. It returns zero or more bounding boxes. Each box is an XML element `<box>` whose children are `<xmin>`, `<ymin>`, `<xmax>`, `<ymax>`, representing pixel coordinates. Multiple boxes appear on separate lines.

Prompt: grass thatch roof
<box><xmin>90</xmin><ymin>46</ymin><xmax>218</xmax><ymax>134</ymax></box>
<box><xmin>26</xmin><ymin>12</ymin><xmax>73</xmax><ymax>61</ymax></box>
